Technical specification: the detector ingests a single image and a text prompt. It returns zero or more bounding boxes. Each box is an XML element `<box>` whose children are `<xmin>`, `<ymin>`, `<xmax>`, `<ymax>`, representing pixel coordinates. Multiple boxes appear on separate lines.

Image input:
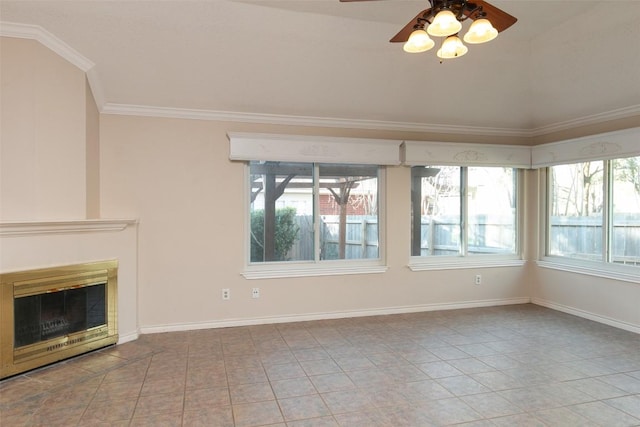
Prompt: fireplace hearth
<box><xmin>1</xmin><ymin>261</ymin><xmax>118</xmax><ymax>379</ymax></box>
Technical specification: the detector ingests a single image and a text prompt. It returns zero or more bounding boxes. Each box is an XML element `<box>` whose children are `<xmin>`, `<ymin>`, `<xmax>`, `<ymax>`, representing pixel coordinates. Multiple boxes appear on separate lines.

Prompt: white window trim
<box><xmin>242</xmin><ymin>260</ymin><xmax>388</xmax><ymax>280</ymax></box>
<box><xmin>538</xmin><ymin>167</ymin><xmax>639</xmax><ymax>283</ymax></box>
<box><xmin>536</xmin><ymin>257</ymin><xmax>640</xmax><ymax>284</ymax></box>
<box><xmin>408</xmin><ymin>168</ymin><xmax>524</xmax><ymax>269</ymax></box>
<box><xmin>232</xmin><ymin>129</ymin><xmax>640</xmax><ymax>279</ymax></box>
<box><xmin>242</xmin><ymin>164</ymin><xmax>387</xmax><ymax>279</ymax></box>
<box><xmin>409</xmin><ymin>256</ymin><xmax>525</xmax><ymax>271</ymax></box>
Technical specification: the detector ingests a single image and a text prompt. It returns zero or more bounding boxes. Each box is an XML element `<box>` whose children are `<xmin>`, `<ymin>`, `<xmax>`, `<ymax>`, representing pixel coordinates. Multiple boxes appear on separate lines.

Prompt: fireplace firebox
<box><xmin>1</xmin><ymin>261</ymin><xmax>118</xmax><ymax>379</ymax></box>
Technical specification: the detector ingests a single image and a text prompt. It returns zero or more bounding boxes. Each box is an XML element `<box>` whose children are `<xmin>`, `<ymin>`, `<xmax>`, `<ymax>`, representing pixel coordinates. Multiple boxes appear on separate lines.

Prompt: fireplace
<box><xmin>1</xmin><ymin>260</ymin><xmax>118</xmax><ymax>379</ymax></box>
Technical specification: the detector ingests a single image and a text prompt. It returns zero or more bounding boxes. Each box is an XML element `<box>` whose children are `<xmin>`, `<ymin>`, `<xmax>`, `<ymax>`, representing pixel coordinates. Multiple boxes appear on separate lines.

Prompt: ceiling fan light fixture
<box><xmin>436</xmin><ymin>35</ymin><xmax>468</xmax><ymax>59</ymax></box>
<box><xmin>463</xmin><ymin>18</ymin><xmax>498</xmax><ymax>44</ymax></box>
<box><xmin>403</xmin><ymin>29</ymin><xmax>435</xmax><ymax>53</ymax></box>
<box><xmin>427</xmin><ymin>10</ymin><xmax>462</xmax><ymax>37</ymax></box>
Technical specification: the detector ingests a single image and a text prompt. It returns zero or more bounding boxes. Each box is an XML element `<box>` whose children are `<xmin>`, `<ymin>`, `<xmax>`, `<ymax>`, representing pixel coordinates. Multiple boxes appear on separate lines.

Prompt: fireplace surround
<box><xmin>0</xmin><ymin>260</ymin><xmax>118</xmax><ymax>379</ymax></box>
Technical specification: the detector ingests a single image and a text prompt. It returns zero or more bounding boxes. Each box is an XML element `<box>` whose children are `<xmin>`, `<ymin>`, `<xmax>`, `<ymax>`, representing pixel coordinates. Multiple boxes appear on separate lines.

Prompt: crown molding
<box><xmin>0</xmin><ymin>21</ymin><xmax>93</xmax><ymax>71</ymax></box>
<box><xmin>0</xmin><ymin>22</ymin><xmax>105</xmax><ymax>108</ymax></box>
<box><xmin>100</xmin><ymin>103</ymin><xmax>531</xmax><ymax>137</ymax></box>
<box><xmin>3</xmin><ymin>22</ymin><xmax>637</xmax><ymax>139</ymax></box>
<box><xmin>103</xmin><ymin>102</ymin><xmax>640</xmax><ymax>140</ymax></box>
<box><xmin>529</xmin><ymin>104</ymin><xmax>640</xmax><ymax>136</ymax></box>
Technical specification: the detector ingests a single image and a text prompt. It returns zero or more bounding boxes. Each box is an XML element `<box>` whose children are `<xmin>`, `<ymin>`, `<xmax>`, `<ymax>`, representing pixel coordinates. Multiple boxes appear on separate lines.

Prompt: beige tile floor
<box><xmin>1</xmin><ymin>304</ymin><xmax>640</xmax><ymax>426</ymax></box>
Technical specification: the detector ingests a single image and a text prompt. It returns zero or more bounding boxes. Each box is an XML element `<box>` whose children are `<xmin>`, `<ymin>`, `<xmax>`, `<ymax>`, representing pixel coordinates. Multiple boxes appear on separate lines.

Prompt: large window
<box><xmin>612</xmin><ymin>156</ymin><xmax>640</xmax><ymax>265</ymax></box>
<box><xmin>547</xmin><ymin>156</ymin><xmax>640</xmax><ymax>266</ymax></box>
<box><xmin>411</xmin><ymin>166</ymin><xmax>518</xmax><ymax>258</ymax></box>
<box><xmin>249</xmin><ymin>161</ymin><xmax>380</xmax><ymax>264</ymax></box>
<box><xmin>548</xmin><ymin>161</ymin><xmax>604</xmax><ymax>261</ymax></box>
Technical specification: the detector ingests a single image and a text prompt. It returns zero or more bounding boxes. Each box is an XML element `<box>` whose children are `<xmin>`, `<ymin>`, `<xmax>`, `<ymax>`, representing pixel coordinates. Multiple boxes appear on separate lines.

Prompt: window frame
<box><xmin>538</xmin><ymin>162</ymin><xmax>640</xmax><ymax>284</ymax></box>
<box><xmin>242</xmin><ymin>163</ymin><xmax>387</xmax><ymax>279</ymax></box>
<box><xmin>408</xmin><ymin>166</ymin><xmax>525</xmax><ymax>272</ymax></box>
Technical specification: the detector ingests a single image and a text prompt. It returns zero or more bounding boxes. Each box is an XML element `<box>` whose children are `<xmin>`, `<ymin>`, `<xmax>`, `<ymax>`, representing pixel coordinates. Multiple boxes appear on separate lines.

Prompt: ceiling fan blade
<box><xmin>389</xmin><ymin>9</ymin><xmax>432</xmax><ymax>43</ymax></box>
<box><xmin>464</xmin><ymin>0</ymin><xmax>517</xmax><ymax>32</ymax></box>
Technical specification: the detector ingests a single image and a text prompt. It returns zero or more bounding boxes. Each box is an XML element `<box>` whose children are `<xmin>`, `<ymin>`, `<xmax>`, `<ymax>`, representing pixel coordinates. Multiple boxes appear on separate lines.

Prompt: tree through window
<box><xmin>547</xmin><ymin>156</ymin><xmax>640</xmax><ymax>265</ymax></box>
<box><xmin>249</xmin><ymin>162</ymin><xmax>380</xmax><ymax>263</ymax></box>
<box><xmin>411</xmin><ymin>166</ymin><xmax>518</xmax><ymax>257</ymax></box>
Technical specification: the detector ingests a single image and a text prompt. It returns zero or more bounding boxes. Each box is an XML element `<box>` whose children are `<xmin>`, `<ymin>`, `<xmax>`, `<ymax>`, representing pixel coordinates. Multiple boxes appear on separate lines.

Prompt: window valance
<box><xmin>402</xmin><ymin>141</ymin><xmax>531</xmax><ymax>168</ymax></box>
<box><xmin>228</xmin><ymin>133</ymin><xmax>402</xmax><ymax>165</ymax></box>
<box><xmin>229</xmin><ymin>127</ymin><xmax>640</xmax><ymax>169</ymax></box>
<box><xmin>531</xmin><ymin>127</ymin><xmax>640</xmax><ymax>168</ymax></box>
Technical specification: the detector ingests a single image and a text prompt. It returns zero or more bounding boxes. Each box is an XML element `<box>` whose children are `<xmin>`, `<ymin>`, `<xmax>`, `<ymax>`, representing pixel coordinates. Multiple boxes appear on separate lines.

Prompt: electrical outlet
<box><xmin>222</xmin><ymin>288</ymin><xmax>230</xmax><ymax>300</ymax></box>
<box><xmin>252</xmin><ymin>288</ymin><xmax>260</xmax><ymax>299</ymax></box>
<box><xmin>475</xmin><ymin>274</ymin><xmax>482</xmax><ymax>285</ymax></box>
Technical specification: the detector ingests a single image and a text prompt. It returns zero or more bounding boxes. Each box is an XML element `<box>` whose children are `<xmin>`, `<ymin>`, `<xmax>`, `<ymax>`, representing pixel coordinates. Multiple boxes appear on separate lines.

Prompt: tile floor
<box><xmin>2</xmin><ymin>304</ymin><xmax>640</xmax><ymax>426</ymax></box>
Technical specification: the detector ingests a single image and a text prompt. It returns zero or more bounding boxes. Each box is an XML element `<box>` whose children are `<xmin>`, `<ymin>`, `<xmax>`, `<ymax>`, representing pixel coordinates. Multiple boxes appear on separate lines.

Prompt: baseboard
<box><xmin>139</xmin><ymin>297</ymin><xmax>531</xmax><ymax>334</ymax></box>
<box><xmin>117</xmin><ymin>330</ymin><xmax>140</xmax><ymax>345</ymax></box>
<box><xmin>531</xmin><ymin>297</ymin><xmax>640</xmax><ymax>334</ymax></box>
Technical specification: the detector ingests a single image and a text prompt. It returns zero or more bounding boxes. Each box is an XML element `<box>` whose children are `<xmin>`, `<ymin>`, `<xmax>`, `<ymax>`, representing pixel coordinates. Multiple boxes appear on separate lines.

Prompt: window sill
<box><xmin>536</xmin><ymin>258</ymin><xmax>640</xmax><ymax>284</ymax></box>
<box><xmin>242</xmin><ymin>261</ymin><xmax>388</xmax><ymax>279</ymax></box>
<box><xmin>408</xmin><ymin>256</ymin><xmax>525</xmax><ymax>272</ymax></box>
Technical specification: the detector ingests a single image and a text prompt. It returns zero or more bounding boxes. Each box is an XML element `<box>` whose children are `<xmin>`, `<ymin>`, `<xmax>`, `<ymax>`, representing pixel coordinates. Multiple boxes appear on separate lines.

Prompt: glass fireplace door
<box><xmin>14</xmin><ymin>284</ymin><xmax>107</xmax><ymax>348</ymax></box>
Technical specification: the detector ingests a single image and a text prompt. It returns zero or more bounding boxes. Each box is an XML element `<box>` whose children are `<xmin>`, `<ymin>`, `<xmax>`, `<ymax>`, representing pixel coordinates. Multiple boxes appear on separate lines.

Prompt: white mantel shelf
<box><xmin>0</xmin><ymin>219</ymin><xmax>137</xmax><ymax>237</ymax></box>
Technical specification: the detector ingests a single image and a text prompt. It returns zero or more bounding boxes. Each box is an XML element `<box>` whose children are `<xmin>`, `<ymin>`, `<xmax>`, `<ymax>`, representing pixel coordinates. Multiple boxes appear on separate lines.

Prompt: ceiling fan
<box><xmin>339</xmin><ymin>0</ymin><xmax>517</xmax><ymax>59</ymax></box>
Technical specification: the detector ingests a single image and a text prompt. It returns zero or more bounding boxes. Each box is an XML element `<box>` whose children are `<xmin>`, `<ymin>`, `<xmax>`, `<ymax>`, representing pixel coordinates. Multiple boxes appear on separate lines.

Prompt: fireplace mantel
<box><xmin>0</xmin><ymin>219</ymin><xmax>137</xmax><ymax>237</ymax></box>
<box><xmin>0</xmin><ymin>218</ymin><xmax>139</xmax><ymax>346</ymax></box>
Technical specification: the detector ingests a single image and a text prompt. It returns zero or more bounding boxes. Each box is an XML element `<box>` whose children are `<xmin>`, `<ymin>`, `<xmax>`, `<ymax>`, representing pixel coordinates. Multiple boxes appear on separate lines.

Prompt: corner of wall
<box><xmin>86</xmin><ymin>77</ymin><xmax>101</xmax><ymax>219</ymax></box>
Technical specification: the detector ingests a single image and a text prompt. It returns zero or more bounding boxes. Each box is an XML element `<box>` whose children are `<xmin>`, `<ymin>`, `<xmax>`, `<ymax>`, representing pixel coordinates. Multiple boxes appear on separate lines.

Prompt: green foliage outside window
<box><xmin>250</xmin><ymin>207</ymin><xmax>299</xmax><ymax>262</ymax></box>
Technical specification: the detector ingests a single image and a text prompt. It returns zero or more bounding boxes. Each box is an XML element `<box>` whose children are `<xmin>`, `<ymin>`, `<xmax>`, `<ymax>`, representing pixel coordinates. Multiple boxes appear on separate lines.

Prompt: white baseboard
<box><xmin>117</xmin><ymin>330</ymin><xmax>140</xmax><ymax>345</ymax></box>
<box><xmin>139</xmin><ymin>297</ymin><xmax>531</xmax><ymax>335</ymax></box>
<box><xmin>531</xmin><ymin>297</ymin><xmax>640</xmax><ymax>334</ymax></box>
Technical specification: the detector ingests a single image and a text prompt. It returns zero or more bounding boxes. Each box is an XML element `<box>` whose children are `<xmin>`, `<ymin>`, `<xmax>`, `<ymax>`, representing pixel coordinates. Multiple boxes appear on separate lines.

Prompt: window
<box><xmin>249</xmin><ymin>161</ymin><xmax>381</xmax><ymax>266</ymax></box>
<box><xmin>411</xmin><ymin>166</ymin><xmax>518</xmax><ymax>259</ymax></box>
<box><xmin>230</xmin><ymin>132</ymin><xmax>399</xmax><ymax>279</ymax></box>
<box><xmin>612</xmin><ymin>156</ymin><xmax>640</xmax><ymax>266</ymax></box>
<box><xmin>547</xmin><ymin>156</ymin><xmax>640</xmax><ymax>266</ymax></box>
<box><xmin>548</xmin><ymin>161</ymin><xmax>604</xmax><ymax>261</ymax></box>
<box><xmin>250</xmin><ymin>162</ymin><xmax>314</xmax><ymax>262</ymax></box>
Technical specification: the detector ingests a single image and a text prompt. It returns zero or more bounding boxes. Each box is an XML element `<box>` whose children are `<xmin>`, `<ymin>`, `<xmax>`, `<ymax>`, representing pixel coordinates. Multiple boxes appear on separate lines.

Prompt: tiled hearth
<box><xmin>1</xmin><ymin>304</ymin><xmax>640</xmax><ymax>426</ymax></box>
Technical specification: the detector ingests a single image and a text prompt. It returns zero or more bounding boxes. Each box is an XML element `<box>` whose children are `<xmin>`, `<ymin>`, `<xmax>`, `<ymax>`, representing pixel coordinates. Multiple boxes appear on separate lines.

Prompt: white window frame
<box><xmin>538</xmin><ymin>163</ymin><xmax>640</xmax><ymax>284</ymax></box>
<box><xmin>533</xmin><ymin>127</ymin><xmax>640</xmax><ymax>284</ymax></box>
<box><xmin>242</xmin><ymin>163</ymin><xmax>387</xmax><ymax>279</ymax></box>
<box><xmin>229</xmin><ymin>133</ymin><xmax>400</xmax><ymax>280</ymax></box>
<box><xmin>408</xmin><ymin>166</ymin><xmax>525</xmax><ymax>272</ymax></box>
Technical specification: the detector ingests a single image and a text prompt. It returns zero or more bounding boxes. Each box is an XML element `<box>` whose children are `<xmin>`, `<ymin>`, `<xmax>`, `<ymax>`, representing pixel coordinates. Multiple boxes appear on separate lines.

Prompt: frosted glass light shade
<box><xmin>437</xmin><ymin>35</ymin><xmax>468</xmax><ymax>59</ymax></box>
<box><xmin>427</xmin><ymin>10</ymin><xmax>462</xmax><ymax>37</ymax></box>
<box><xmin>403</xmin><ymin>29</ymin><xmax>435</xmax><ymax>53</ymax></box>
<box><xmin>463</xmin><ymin>18</ymin><xmax>498</xmax><ymax>44</ymax></box>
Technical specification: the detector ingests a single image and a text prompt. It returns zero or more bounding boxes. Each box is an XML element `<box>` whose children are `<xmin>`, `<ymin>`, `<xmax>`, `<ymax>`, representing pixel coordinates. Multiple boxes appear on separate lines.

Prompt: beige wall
<box><xmin>86</xmin><ymin>78</ymin><xmax>101</xmax><ymax>218</ymax></box>
<box><xmin>532</xmin><ymin>269</ymin><xmax>640</xmax><ymax>330</ymax></box>
<box><xmin>0</xmin><ymin>37</ymin><xmax>87</xmax><ymax>220</ymax></box>
<box><xmin>99</xmin><ymin>115</ymin><xmax>532</xmax><ymax>331</ymax></box>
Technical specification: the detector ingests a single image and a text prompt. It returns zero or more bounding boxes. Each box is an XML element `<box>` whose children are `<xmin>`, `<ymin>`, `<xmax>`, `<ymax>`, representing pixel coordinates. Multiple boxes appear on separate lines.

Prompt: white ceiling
<box><xmin>1</xmin><ymin>0</ymin><xmax>639</xmax><ymax>134</ymax></box>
